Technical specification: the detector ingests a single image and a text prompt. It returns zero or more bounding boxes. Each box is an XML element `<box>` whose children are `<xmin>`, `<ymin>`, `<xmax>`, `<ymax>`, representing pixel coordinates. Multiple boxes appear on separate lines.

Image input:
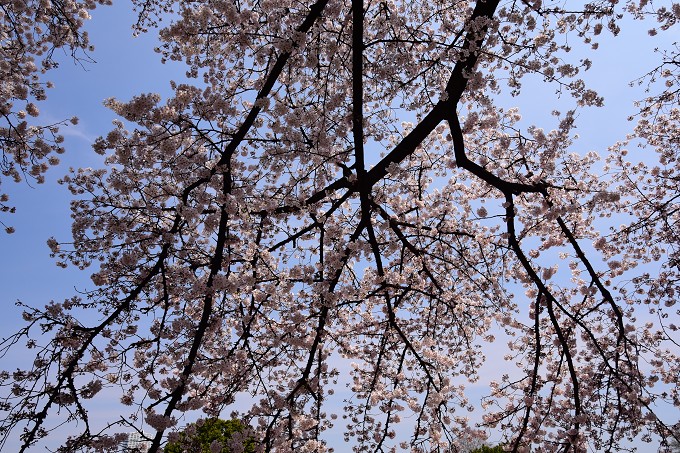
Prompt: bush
<box><xmin>470</xmin><ymin>445</ymin><xmax>505</xmax><ymax>453</ymax></box>
<box><xmin>164</xmin><ymin>418</ymin><xmax>257</xmax><ymax>453</ymax></box>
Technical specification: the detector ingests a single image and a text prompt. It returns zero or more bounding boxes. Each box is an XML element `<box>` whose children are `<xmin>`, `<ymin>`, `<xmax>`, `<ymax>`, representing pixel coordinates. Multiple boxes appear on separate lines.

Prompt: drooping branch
<box><xmin>503</xmin><ymin>194</ymin><xmax>582</xmax><ymax>450</ymax></box>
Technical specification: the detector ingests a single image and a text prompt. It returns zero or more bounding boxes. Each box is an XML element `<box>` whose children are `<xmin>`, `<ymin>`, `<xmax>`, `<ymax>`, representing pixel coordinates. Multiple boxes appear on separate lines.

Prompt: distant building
<box><xmin>120</xmin><ymin>432</ymin><xmax>151</xmax><ymax>452</ymax></box>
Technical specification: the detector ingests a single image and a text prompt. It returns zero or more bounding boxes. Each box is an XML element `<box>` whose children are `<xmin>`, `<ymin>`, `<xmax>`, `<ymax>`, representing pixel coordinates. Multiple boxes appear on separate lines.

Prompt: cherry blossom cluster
<box><xmin>0</xmin><ymin>0</ymin><xmax>108</xmax><ymax>231</ymax></box>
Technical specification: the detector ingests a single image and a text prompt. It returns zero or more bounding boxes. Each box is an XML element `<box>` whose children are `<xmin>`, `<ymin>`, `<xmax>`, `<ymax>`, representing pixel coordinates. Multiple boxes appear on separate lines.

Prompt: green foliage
<box><xmin>164</xmin><ymin>418</ymin><xmax>257</xmax><ymax>453</ymax></box>
<box><xmin>470</xmin><ymin>445</ymin><xmax>505</xmax><ymax>453</ymax></box>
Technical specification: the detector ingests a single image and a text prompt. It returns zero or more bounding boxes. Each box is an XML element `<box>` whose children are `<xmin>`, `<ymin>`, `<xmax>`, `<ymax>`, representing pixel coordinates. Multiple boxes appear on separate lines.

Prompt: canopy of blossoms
<box><xmin>1</xmin><ymin>0</ymin><xmax>679</xmax><ymax>451</ymax></box>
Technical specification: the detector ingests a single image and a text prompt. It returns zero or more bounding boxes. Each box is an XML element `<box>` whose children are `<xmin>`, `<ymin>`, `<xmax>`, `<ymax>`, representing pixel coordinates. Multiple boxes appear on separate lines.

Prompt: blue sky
<box><xmin>0</xmin><ymin>2</ymin><xmax>677</xmax><ymax>451</ymax></box>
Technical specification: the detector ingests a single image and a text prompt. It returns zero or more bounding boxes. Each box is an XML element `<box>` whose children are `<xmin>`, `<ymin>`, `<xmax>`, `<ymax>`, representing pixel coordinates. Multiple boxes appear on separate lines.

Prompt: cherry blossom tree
<box><xmin>1</xmin><ymin>0</ymin><xmax>680</xmax><ymax>452</ymax></box>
